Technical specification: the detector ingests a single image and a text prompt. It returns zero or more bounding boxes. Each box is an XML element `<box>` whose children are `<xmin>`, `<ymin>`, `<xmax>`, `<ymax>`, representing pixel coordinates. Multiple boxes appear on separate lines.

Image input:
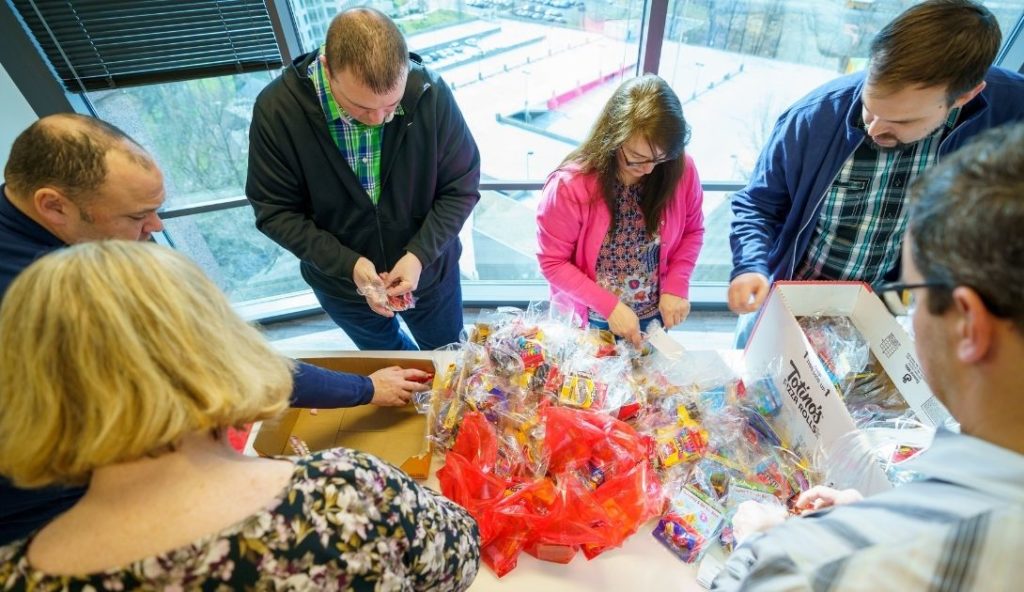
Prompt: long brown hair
<box><xmin>561</xmin><ymin>74</ymin><xmax>690</xmax><ymax>234</ymax></box>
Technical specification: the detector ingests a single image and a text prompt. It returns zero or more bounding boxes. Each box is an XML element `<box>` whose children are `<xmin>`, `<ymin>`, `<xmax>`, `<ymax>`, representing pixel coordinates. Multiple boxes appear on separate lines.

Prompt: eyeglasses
<box><xmin>877</xmin><ymin>280</ymin><xmax>1013</xmax><ymax>320</ymax></box>
<box><xmin>875</xmin><ymin>281</ymin><xmax>951</xmax><ymax>316</ymax></box>
<box><xmin>619</xmin><ymin>147</ymin><xmax>674</xmax><ymax>168</ymax></box>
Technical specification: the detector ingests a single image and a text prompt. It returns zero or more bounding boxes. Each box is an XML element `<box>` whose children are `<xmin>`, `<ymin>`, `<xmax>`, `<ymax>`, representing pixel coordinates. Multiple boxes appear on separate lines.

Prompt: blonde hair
<box><xmin>0</xmin><ymin>241</ymin><xmax>294</xmax><ymax>487</ymax></box>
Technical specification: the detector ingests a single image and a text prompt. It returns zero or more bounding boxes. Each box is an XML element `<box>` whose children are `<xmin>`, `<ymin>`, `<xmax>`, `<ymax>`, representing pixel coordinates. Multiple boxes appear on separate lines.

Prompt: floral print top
<box><xmin>590</xmin><ymin>182</ymin><xmax>661</xmax><ymax>323</ymax></box>
<box><xmin>0</xmin><ymin>449</ymin><xmax>480</xmax><ymax>591</ymax></box>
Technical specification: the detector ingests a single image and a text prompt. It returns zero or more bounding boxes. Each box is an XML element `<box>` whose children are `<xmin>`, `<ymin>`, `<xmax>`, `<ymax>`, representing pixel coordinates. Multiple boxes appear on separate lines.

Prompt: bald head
<box><xmin>4</xmin><ymin>114</ymin><xmax>165</xmax><ymax>244</ymax></box>
<box><xmin>4</xmin><ymin>113</ymin><xmax>155</xmax><ymax>204</ymax></box>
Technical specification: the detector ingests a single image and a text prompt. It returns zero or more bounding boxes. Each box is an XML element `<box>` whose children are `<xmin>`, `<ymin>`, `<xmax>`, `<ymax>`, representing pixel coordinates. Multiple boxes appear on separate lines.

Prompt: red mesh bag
<box><xmin>439</xmin><ymin>409</ymin><xmax>663</xmax><ymax>576</ymax></box>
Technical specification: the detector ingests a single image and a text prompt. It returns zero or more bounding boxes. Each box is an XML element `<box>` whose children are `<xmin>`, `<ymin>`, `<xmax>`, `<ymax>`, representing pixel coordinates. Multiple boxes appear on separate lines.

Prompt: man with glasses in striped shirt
<box><xmin>713</xmin><ymin>123</ymin><xmax>1024</xmax><ymax>591</ymax></box>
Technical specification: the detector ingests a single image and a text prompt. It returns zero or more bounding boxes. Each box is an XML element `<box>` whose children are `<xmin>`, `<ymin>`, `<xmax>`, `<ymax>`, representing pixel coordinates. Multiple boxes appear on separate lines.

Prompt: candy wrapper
<box><xmin>356</xmin><ymin>283</ymin><xmax>415</xmax><ymax>312</ymax></box>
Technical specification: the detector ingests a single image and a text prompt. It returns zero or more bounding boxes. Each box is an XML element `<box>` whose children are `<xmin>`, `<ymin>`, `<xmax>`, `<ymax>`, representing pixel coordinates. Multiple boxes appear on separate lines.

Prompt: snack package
<box><xmin>797</xmin><ymin>314</ymin><xmax>870</xmax><ymax>398</ymax></box>
<box><xmin>356</xmin><ymin>283</ymin><xmax>416</xmax><ymax>312</ymax></box>
<box><xmin>842</xmin><ymin>353</ymin><xmax>913</xmax><ymax>427</ymax></box>
<box><xmin>653</xmin><ymin>485</ymin><xmax>725</xmax><ymax>563</ymax></box>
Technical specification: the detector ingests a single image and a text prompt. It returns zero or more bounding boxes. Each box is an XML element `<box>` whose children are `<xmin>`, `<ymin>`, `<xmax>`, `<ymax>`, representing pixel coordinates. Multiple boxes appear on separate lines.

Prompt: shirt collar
<box><xmin>903</xmin><ymin>428</ymin><xmax>1024</xmax><ymax>504</ymax></box>
<box><xmin>308</xmin><ymin>47</ymin><xmax>404</xmax><ymax>127</ymax></box>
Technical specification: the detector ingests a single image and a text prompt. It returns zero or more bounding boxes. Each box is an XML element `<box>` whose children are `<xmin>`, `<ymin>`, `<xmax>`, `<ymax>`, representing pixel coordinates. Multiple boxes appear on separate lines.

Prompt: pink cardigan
<box><xmin>536</xmin><ymin>155</ymin><xmax>705</xmax><ymax>325</ymax></box>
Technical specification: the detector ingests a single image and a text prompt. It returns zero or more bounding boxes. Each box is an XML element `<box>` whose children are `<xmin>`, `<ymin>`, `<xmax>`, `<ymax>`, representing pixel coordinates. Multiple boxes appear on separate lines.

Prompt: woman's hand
<box><xmin>659</xmin><ymin>294</ymin><xmax>691</xmax><ymax>329</ymax></box>
<box><xmin>607</xmin><ymin>302</ymin><xmax>642</xmax><ymax>346</ymax></box>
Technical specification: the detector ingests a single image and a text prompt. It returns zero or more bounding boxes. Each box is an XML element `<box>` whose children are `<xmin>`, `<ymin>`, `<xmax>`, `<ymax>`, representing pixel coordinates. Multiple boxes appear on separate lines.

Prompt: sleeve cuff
<box><xmin>290</xmin><ymin>361</ymin><xmax>374</xmax><ymax>408</ymax></box>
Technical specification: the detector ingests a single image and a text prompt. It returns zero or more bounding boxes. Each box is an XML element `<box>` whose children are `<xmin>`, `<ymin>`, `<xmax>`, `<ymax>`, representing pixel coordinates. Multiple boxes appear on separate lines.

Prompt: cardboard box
<box><xmin>744</xmin><ymin>282</ymin><xmax>951</xmax><ymax>494</ymax></box>
<box><xmin>252</xmin><ymin>352</ymin><xmax>436</xmax><ymax>479</ymax></box>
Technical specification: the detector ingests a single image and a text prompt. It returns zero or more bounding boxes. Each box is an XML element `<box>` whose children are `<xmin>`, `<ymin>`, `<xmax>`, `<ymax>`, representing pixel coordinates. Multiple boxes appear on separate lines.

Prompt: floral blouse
<box><xmin>590</xmin><ymin>182</ymin><xmax>661</xmax><ymax>323</ymax></box>
<box><xmin>0</xmin><ymin>449</ymin><xmax>480</xmax><ymax>591</ymax></box>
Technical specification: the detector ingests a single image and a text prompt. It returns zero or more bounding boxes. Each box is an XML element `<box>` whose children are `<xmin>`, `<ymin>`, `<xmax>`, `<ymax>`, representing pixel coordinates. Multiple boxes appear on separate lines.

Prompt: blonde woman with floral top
<box><xmin>0</xmin><ymin>241</ymin><xmax>479</xmax><ymax>591</ymax></box>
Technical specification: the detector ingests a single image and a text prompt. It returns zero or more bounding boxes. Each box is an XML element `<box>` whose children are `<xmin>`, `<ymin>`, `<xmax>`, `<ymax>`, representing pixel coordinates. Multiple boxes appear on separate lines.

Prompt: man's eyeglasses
<box><xmin>619</xmin><ymin>147</ymin><xmax>674</xmax><ymax>168</ymax></box>
<box><xmin>875</xmin><ymin>281</ymin><xmax>951</xmax><ymax>316</ymax></box>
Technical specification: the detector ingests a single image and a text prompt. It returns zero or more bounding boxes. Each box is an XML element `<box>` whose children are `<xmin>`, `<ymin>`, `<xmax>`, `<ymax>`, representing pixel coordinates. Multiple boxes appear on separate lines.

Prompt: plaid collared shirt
<box><xmin>797</xmin><ymin>108</ymin><xmax>960</xmax><ymax>283</ymax></box>
<box><xmin>308</xmin><ymin>49</ymin><xmax>404</xmax><ymax>205</ymax></box>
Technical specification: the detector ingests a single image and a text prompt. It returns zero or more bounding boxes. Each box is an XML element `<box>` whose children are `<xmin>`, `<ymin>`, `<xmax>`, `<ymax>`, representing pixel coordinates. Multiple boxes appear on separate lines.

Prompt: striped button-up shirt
<box><xmin>308</xmin><ymin>49</ymin><xmax>404</xmax><ymax>205</ymax></box>
<box><xmin>711</xmin><ymin>429</ymin><xmax>1024</xmax><ymax>591</ymax></box>
<box><xmin>797</xmin><ymin>108</ymin><xmax>960</xmax><ymax>283</ymax></box>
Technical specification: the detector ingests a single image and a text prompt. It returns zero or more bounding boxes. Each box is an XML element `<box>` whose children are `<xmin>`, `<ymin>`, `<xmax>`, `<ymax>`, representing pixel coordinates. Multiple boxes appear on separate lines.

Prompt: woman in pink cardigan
<box><xmin>536</xmin><ymin>74</ymin><xmax>705</xmax><ymax>346</ymax></box>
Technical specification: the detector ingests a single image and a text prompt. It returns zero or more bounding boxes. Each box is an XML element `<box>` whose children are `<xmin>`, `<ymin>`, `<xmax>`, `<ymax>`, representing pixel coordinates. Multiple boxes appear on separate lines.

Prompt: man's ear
<box><xmin>34</xmin><ymin>188</ymin><xmax>74</xmax><ymax>227</ymax></box>
<box><xmin>952</xmin><ymin>81</ymin><xmax>986</xmax><ymax>109</ymax></box>
<box><xmin>952</xmin><ymin>286</ymin><xmax>994</xmax><ymax>364</ymax></box>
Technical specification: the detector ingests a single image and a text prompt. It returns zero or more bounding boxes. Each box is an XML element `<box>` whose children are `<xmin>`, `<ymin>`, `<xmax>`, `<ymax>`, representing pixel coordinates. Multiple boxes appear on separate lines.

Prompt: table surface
<box><xmin>257</xmin><ymin>347</ymin><xmax>744</xmax><ymax>590</ymax></box>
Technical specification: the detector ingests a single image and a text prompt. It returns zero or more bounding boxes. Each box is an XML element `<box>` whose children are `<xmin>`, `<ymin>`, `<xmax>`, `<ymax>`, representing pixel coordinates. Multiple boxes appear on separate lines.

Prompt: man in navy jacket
<box><xmin>0</xmin><ymin>113</ymin><xmax>431</xmax><ymax>544</ymax></box>
<box><xmin>728</xmin><ymin>0</ymin><xmax>1024</xmax><ymax>346</ymax></box>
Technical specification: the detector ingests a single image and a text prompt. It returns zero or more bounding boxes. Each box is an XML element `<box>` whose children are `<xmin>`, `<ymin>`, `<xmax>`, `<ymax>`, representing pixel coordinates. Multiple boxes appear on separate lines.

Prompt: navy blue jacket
<box><xmin>0</xmin><ymin>188</ymin><xmax>374</xmax><ymax>544</ymax></box>
<box><xmin>730</xmin><ymin>67</ymin><xmax>1024</xmax><ymax>283</ymax></box>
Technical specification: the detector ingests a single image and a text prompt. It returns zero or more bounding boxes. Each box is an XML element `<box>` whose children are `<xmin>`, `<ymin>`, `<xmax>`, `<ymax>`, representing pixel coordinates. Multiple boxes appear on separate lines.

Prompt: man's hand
<box><xmin>659</xmin><ymin>294</ymin><xmax>691</xmax><ymax>329</ymax></box>
<box><xmin>368</xmin><ymin>366</ymin><xmax>432</xmax><ymax>407</ymax></box>
<box><xmin>731</xmin><ymin>500</ymin><xmax>788</xmax><ymax>546</ymax></box>
<box><xmin>793</xmin><ymin>486</ymin><xmax>863</xmax><ymax>514</ymax></box>
<box><xmin>385</xmin><ymin>252</ymin><xmax>423</xmax><ymax>298</ymax></box>
<box><xmin>607</xmin><ymin>302</ymin><xmax>642</xmax><ymax>347</ymax></box>
<box><xmin>354</xmin><ymin>257</ymin><xmax>392</xmax><ymax>317</ymax></box>
<box><xmin>728</xmin><ymin>272</ymin><xmax>770</xmax><ymax>314</ymax></box>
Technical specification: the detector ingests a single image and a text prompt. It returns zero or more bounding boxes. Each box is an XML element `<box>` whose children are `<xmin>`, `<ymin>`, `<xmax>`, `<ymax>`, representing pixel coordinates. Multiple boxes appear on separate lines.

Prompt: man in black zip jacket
<box><xmin>246</xmin><ymin>7</ymin><xmax>481</xmax><ymax>351</ymax></box>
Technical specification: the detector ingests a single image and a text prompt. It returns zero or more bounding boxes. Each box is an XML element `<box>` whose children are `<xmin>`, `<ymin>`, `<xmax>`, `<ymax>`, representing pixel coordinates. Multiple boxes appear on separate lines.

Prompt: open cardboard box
<box><xmin>252</xmin><ymin>352</ymin><xmax>436</xmax><ymax>479</ymax></box>
<box><xmin>744</xmin><ymin>281</ymin><xmax>952</xmax><ymax>494</ymax></box>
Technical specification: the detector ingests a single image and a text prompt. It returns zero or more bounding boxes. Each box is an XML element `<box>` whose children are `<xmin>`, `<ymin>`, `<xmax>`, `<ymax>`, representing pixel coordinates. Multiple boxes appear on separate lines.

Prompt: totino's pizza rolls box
<box><xmin>253</xmin><ymin>351</ymin><xmax>436</xmax><ymax>479</ymax></box>
<box><xmin>744</xmin><ymin>282</ymin><xmax>952</xmax><ymax>494</ymax></box>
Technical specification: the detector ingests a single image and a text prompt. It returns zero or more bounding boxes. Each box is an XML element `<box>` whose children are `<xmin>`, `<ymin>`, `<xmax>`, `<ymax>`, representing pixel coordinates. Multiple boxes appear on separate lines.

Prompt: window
<box><xmin>9</xmin><ymin>0</ymin><xmax>1022</xmax><ymax>315</ymax></box>
<box><xmin>89</xmin><ymin>71</ymin><xmax>276</xmax><ymax>210</ymax></box>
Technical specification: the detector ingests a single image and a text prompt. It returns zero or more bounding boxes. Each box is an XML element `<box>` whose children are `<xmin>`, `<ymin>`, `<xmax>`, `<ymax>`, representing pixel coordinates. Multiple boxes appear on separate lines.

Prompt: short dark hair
<box><xmin>908</xmin><ymin>123</ymin><xmax>1024</xmax><ymax>332</ymax></box>
<box><xmin>562</xmin><ymin>74</ymin><xmax>691</xmax><ymax>235</ymax></box>
<box><xmin>4</xmin><ymin>114</ymin><xmax>151</xmax><ymax>204</ymax></box>
<box><xmin>868</xmin><ymin>0</ymin><xmax>1001</xmax><ymax>104</ymax></box>
<box><xmin>324</xmin><ymin>7</ymin><xmax>408</xmax><ymax>94</ymax></box>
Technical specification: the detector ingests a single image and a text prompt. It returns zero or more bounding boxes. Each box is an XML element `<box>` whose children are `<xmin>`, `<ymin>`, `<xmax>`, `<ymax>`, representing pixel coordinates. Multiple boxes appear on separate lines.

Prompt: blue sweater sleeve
<box><xmin>290</xmin><ymin>361</ymin><xmax>374</xmax><ymax>408</ymax></box>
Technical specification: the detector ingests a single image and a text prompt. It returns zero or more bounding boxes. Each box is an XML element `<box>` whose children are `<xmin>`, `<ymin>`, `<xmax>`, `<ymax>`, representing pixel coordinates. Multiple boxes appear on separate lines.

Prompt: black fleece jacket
<box><xmin>246</xmin><ymin>51</ymin><xmax>481</xmax><ymax>301</ymax></box>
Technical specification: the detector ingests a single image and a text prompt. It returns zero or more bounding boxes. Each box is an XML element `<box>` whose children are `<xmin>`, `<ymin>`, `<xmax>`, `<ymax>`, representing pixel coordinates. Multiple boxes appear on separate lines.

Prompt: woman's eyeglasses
<box><xmin>619</xmin><ymin>147</ymin><xmax>674</xmax><ymax>167</ymax></box>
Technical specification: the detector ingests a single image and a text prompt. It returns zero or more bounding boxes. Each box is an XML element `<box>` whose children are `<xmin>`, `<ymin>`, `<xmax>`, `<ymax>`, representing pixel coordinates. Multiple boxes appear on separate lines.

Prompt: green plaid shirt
<box><xmin>308</xmin><ymin>49</ymin><xmax>403</xmax><ymax>205</ymax></box>
<box><xmin>797</xmin><ymin>108</ymin><xmax>960</xmax><ymax>283</ymax></box>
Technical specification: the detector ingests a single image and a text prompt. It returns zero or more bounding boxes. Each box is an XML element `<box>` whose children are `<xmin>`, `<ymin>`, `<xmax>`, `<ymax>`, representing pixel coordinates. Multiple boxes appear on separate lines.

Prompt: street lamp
<box><xmin>522</xmin><ymin>69</ymin><xmax>531</xmax><ymax>123</ymax></box>
<box><xmin>691</xmin><ymin>62</ymin><xmax>704</xmax><ymax>99</ymax></box>
<box><xmin>526</xmin><ymin>150</ymin><xmax>535</xmax><ymax>179</ymax></box>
